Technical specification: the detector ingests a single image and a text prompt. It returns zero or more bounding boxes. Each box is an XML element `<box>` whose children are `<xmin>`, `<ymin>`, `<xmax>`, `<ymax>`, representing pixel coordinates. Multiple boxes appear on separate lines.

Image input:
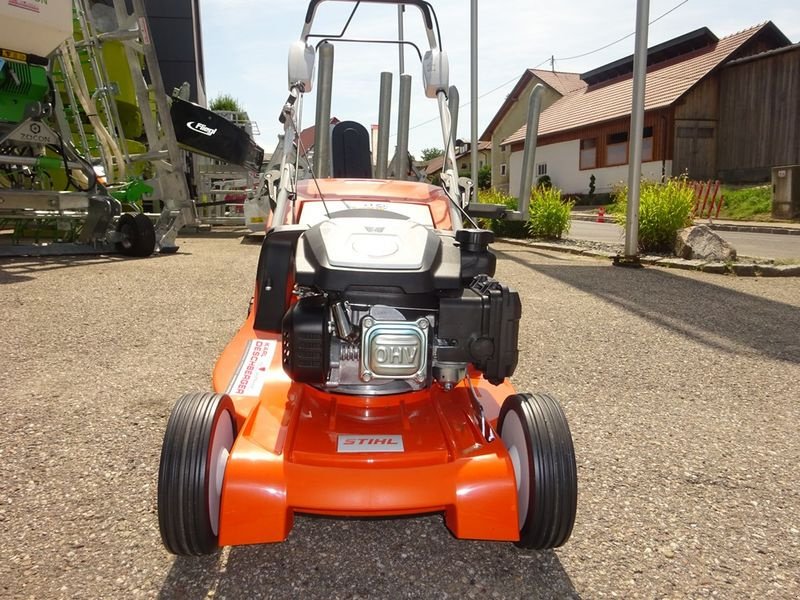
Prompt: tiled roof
<box><xmin>297</xmin><ymin>118</ymin><xmax>340</xmax><ymax>154</ymax></box>
<box><xmin>529</xmin><ymin>69</ymin><xmax>586</xmax><ymax>96</ymax></box>
<box><xmin>502</xmin><ymin>24</ymin><xmax>769</xmax><ymax>146</ymax></box>
<box><xmin>723</xmin><ymin>41</ymin><xmax>800</xmax><ymax>68</ymax></box>
<box><xmin>424</xmin><ymin>142</ymin><xmax>491</xmax><ymax>175</ymax></box>
<box><xmin>479</xmin><ymin>69</ymin><xmax>584</xmax><ymax>140</ymax></box>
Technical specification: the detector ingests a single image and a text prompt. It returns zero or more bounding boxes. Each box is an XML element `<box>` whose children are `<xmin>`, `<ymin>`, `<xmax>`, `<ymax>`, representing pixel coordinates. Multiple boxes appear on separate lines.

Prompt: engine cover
<box><xmin>294</xmin><ymin>215</ymin><xmax>461</xmax><ymax>293</ymax></box>
<box><xmin>281</xmin><ymin>222</ymin><xmax>520</xmax><ymax>394</ymax></box>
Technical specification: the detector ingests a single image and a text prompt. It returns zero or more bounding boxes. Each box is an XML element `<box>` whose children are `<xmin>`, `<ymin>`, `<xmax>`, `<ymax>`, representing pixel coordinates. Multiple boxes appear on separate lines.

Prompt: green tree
<box><xmin>477</xmin><ymin>164</ymin><xmax>492</xmax><ymax>190</ymax></box>
<box><xmin>420</xmin><ymin>147</ymin><xmax>444</xmax><ymax>162</ymax></box>
<box><xmin>210</xmin><ymin>94</ymin><xmax>244</xmax><ymax>112</ymax></box>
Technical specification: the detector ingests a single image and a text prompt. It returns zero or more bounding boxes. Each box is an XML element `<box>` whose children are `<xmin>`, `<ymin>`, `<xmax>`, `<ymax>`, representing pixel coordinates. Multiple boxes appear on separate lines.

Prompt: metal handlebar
<box><xmin>304</xmin><ymin>0</ymin><xmax>434</xmax><ymax>29</ymax></box>
<box><xmin>302</xmin><ymin>0</ymin><xmax>437</xmax><ymax>48</ymax></box>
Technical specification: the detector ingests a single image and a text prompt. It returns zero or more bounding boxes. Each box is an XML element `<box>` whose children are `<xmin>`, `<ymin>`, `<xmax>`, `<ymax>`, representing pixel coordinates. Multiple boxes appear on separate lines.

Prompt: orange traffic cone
<box><xmin>596</xmin><ymin>206</ymin><xmax>606</xmax><ymax>223</ymax></box>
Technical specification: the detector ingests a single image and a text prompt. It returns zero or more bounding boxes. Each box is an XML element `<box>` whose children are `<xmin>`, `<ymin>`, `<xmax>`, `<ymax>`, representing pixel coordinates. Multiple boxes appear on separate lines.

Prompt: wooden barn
<box><xmin>717</xmin><ymin>45</ymin><xmax>800</xmax><ymax>182</ymax></box>
<box><xmin>491</xmin><ymin>22</ymin><xmax>798</xmax><ymax>196</ymax></box>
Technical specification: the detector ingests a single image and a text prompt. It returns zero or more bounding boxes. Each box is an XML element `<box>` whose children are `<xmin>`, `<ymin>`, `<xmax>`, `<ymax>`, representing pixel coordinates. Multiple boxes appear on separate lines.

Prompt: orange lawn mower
<box><xmin>157</xmin><ymin>0</ymin><xmax>577</xmax><ymax>556</ymax></box>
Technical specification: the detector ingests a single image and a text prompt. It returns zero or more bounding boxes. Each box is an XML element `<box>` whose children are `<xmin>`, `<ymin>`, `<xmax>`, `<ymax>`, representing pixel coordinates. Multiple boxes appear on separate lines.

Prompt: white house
<box><xmin>494</xmin><ymin>22</ymin><xmax>795</xmax><ymax>197</ymax></box>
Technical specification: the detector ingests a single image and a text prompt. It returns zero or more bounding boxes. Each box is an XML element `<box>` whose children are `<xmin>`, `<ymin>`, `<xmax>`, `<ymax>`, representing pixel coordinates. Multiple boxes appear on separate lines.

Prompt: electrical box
<box><xmin>0</xmin><ymin>1</ymin><xmax>73</xmax><ymax>58</ymax></box>
<box><xmin>772</xmin><ymin>165</ymin><xmax>800</xmax><ymax>220</ymax></box>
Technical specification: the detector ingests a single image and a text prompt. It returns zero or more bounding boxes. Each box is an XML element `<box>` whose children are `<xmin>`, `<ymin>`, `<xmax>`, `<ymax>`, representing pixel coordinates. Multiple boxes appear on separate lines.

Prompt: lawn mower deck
<box><xmin>211</xmin><ymin>320</ymin><xmax>520</xmax><ymax>546</ymax></box>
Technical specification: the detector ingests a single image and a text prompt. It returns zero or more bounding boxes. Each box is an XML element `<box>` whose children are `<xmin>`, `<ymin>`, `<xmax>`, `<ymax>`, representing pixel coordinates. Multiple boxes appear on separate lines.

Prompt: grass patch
<box><xmin>718</xmin><ymin>185</ymin><xmax>772</xmax><ymax>220</ymax></box>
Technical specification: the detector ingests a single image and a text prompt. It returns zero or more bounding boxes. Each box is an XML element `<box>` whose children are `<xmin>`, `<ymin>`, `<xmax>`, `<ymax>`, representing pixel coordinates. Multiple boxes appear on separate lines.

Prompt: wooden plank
<box><xmin>718</xmin><ymin>47</ymin><xmax>800</xmax><ymax>180</ymax></box>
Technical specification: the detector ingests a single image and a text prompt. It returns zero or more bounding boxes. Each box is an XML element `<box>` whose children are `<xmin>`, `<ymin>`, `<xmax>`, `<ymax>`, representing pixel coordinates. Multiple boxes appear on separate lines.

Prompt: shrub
<box><xmin>477</xmin><ymin>164</ymin><xmax>492</xmax><ymax>190</ymax></box>
<box><xmin>611</xmin><ymin>178</ymin><xmax>694</xmax><ymax>252</ymax></box>
<box><xmin>526</xmin><ymin>186</ymin><xmax>573</xmax><ymax>239</ymax></box>
<box><xmin>537</xmin><ymin>174</ymin><xmax>552</xmax><ymax>189</ymax></box>
<box><xmin>477</xmin><ymin>189</ymin><xmax>527</xmax><ymax>238</ymax></box>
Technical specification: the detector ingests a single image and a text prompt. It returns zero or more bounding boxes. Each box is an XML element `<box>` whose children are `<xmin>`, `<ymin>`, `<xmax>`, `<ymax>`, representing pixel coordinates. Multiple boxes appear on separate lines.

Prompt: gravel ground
<box><xmin>1</xmin><ymin>236</ymin><xmax>798</xmax><ymax>599</ymax></box>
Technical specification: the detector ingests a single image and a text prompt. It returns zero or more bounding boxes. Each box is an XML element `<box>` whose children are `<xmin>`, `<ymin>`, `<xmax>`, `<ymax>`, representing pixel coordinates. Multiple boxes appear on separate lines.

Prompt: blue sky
<box><xmin>199</xmin><ymin>0</ymin><xmax>799</xmax><ymax>156</ymax></box>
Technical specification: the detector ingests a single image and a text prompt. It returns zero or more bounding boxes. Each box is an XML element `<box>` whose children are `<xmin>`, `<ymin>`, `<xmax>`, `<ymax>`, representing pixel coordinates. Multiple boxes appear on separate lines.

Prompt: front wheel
<box><xmin>115</xmin><ymin>213</ymin><xmax>156</xmax><ymax>257</ymax></box>
<box><xmin>157</xmin><ymin>392</ymin><xmax>237</xmax><ymax>555</ymax></box>
<box><xmin>498</xmin><ymin>392</ymin><xmax>577</xmax><ymax>549</ymax></box>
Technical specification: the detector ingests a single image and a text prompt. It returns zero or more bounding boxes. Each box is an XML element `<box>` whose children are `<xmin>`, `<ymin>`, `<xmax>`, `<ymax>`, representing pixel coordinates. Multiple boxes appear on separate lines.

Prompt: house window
<box><xmin>461</xmin><ymin>162</ymin><xmax>468</xmax><ymax>170</ymax></box>
<box><xmin>580</xmin><ymin>138</ymin><xmax>597</xmax><ymax>169</ymax></box>
<box><xmin>500</xmin><ymin>163</ymin><xmax>507</xmax><ymax>176</ymax></box>
<box><xmin>536</xmin><ymin>163</ymin><xmax>547</xmax><ymax>176</ymax></box>
<box><xmin>606</xmin><ymin>131</ymin><xmax>628</xmax><ymax>165</ymax></box>
<box><xmin>642</xmin><ymin>126</ymin><xmax>654</xmax><ymax>162</ymax></box>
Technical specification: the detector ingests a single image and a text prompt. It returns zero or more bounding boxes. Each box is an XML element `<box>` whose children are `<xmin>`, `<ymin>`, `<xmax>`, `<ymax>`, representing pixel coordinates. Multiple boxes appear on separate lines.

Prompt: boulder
<box><xmin>674</xmin><ymin>225</ymin><xmax>737</xmax><ymax>261</ymax></box>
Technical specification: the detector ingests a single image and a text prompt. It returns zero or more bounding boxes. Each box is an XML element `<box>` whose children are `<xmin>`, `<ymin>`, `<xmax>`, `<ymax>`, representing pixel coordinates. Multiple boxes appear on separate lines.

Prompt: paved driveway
<box><xmin>1</xmin><ymin>238</ymin><xmax>798</xmax><ymax>599</ymax></box>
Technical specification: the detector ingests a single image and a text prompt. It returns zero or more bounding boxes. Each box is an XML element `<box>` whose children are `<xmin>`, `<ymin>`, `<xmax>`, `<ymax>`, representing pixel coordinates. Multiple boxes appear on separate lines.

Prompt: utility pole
<box><xmin>470</xmin><ymin>0</ymin><xmax>479</xmax><ymax>201</ymax></box>
<box><xmin>619</xmin><ymin>0</ymin><xmax>650</xmax><ymax>266</ymax></box>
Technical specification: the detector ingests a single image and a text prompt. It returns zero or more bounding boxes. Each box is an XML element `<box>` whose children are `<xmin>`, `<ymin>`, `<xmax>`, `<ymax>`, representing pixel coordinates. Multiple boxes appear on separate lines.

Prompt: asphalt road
<box><xmin>569</xmin><ymin>220</ymin><xmax>800</xmax><ymax>260</ymax></box>
<box><xmin>2</xmin><ymin>237</ymin><xmax>799</xmax><ymax>599</ymax></box>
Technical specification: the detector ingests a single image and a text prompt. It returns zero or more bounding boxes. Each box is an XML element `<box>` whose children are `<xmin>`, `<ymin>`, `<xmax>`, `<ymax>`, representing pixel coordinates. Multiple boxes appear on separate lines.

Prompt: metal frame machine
<box><xmin>157</xmin><ymin>0</ymin><xmax>577</xmax><ymax>556</ymax></box>
<box><xmin>1</xmin><ymin>0</ymin><xmax>265</xmax><ymax>256</ymax></box>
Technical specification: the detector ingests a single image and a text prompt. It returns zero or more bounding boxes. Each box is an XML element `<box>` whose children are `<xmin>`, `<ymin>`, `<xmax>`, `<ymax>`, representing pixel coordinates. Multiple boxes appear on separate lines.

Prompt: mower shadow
<box><xmin>159</xmin><ymin>515</ymin><xmax>580</xmax><ymax>599</ymax></box>
<box><xmin>495</xmin><ymin>247</ymin><xmax>800</xmax><ymax>364</ymax></box>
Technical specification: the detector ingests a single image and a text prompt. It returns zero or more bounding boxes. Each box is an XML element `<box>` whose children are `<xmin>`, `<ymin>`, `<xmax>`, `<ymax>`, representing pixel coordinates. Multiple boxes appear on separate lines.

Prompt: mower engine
<box><xmin>281</xmin><ymin>214</ymin><xmax>521</xmax><ymax>395</ymax></box>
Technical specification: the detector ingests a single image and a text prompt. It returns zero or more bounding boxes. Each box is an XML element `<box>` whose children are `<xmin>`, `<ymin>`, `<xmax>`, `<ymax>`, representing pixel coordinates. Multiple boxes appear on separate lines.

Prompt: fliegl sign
<box><xmin>186</xmin><ymin>121</ymin><xmax>217</xmax><ymax>137</ymax></box>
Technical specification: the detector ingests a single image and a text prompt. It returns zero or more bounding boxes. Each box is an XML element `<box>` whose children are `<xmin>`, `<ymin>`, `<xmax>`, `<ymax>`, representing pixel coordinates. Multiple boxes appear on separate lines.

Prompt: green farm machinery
<box><xmin>0</xmin><ymin>0</ymin><xmax>200</xmax><ymax>256</ymax></box>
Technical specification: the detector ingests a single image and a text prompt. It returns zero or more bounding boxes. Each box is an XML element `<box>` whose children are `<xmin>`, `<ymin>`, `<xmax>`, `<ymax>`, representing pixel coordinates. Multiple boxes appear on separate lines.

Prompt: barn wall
<box><xmin>717</xmin><ymin>47</ymin><xmax>800</xmax><ymax>183</ymax></box>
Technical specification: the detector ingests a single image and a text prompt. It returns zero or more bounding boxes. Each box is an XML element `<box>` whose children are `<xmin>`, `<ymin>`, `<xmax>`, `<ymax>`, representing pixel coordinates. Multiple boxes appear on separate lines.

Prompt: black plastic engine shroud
<box><xmin>437</xmin><ymin>275</ymin><xmax>522</xmax><ymax>385</ymax></box>
<box><xmin>256</xmin><ymin>222</ymin><xmax>521</xmax><ymax>387</ymax></box>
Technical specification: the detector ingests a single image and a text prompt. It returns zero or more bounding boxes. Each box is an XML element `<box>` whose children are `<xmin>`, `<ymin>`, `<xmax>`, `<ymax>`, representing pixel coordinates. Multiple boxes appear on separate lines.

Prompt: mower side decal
<box><xmin>226</xmin><ymin>339</ymin><xmax>277</xmax><ymax>397</ymax></box>
<box><xmin>337</xmin><ymin>435</ymin><xmax>405</xmax><ymax>453</ymax></box>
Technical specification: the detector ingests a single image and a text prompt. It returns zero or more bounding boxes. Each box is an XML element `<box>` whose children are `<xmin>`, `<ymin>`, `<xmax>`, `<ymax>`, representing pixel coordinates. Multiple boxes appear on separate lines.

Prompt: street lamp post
<box><xmin>470</xmin><ymin>0</ymin><xmax>478</xmax><ymax>201</ymax></box>
<box><xmin>619</xmin><ymin>0</ymin><xmax>650</xmax><ymax>266</ymax></box>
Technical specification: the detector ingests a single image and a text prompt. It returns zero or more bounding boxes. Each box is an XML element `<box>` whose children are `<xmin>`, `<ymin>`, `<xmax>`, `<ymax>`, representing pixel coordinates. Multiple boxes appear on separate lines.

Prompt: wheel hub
<box><xmin>208</xmin><ymin>413</ymin><xmax>234</xmax><ymax>536</ymax></box>
<box><xmin>501</xmin><ymin>410</ymin><xmax>530</xmax><ymax>529</ymax></box>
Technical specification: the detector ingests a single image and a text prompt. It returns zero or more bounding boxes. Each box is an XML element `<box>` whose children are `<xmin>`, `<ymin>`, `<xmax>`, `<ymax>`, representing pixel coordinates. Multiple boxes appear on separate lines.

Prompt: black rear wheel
<box><xmin>498</xmin><ymin>392</ymin><xmax>577</xmax><ymax>549</ymax></box>
<box><xmin>115</xmin><ymin>213</ymin><xmax>156</xmax><ymax>257</ymax></box>
<box><xmin>158</xmin><ymin>392</ymin><xmax>237</xmax><ymax>555</ymax></box>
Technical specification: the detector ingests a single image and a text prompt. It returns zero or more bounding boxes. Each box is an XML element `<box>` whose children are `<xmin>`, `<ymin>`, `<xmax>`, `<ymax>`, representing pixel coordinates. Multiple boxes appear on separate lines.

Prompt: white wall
<box><xmin>509</xmin><ymin>140</ymin><xmax>673</xmax><ymax>197</ymax></box>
